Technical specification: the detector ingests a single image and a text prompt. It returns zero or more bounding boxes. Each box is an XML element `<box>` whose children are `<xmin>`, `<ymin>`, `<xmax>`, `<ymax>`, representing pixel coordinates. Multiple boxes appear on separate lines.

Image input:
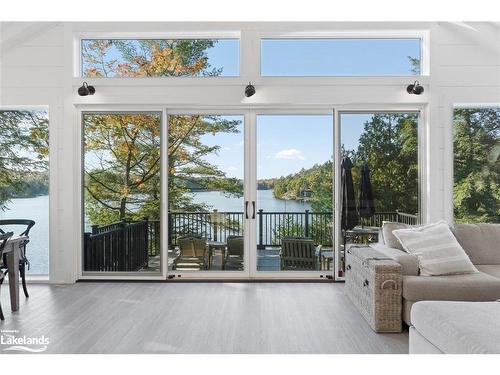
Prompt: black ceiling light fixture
<box><xmin>78</xmin><ymin>82</ymin><xmax>95</xmax><ymax>96</ymax></box>
<box><xmin>406</xmin><ymin>81</ymin><xmax>424</xmax><ymax>95</ymax></box>
<box><xmin>245</xmin><ymin>82</ymin><xmax>256</xmax><ymax>97</ymax></box>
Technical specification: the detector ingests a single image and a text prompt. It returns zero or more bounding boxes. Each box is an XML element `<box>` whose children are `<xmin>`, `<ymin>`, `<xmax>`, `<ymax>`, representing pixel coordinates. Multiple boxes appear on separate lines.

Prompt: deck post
<box><xmin>143</xmin><ymin>217</ymin><xmax>149</xmax><ymax>269</ymax></box>
<box><xmin>258</xmin><ymin>209</ymin><xmax>264</xmax><ymax>250</ymax></box>
<box><xmin>213</xmin><ymin>209</ymin><xmax>218</xmax><ymax>241</ymax></box>
<box><xmin>119</xmin><ymin>219</ymin><xmax>126</xmax><ymax>271</ymax></box>
<box><xmin>83</xmin><ymin>232</ymin><xmax>90</xmax><ymax>271</ymax></box>
<box><xmin>168</xmin><ymin>211</ymin><xmax>173</xmax><ymax>249</ymax></box>
<box><xmin>304</xmin><ymin>209</ymin><xmax>310</xmax><ymax>238</ymax></box>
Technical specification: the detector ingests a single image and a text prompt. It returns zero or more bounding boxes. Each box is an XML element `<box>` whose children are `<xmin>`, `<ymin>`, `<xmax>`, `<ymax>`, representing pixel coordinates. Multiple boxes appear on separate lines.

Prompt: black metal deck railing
<box><xmin>83</xmin><ymin>218</ymin><xmax>150</xmax><ymax>272</ymax></box>
<box><xmin>84</xmin><ymin>210</ymin><xmax>418</xmax><ymax>271</ymax></box>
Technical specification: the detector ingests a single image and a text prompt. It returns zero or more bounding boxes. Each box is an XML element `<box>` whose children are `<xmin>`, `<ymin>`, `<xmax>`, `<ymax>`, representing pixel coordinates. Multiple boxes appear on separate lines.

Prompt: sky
<box><xmin>198</xmin><ymin>114</ymin><xmax>377</xmax><ymax>180</ymax></box>
<box><xmin>261</xmin><ymin>38</ymin><xmax>420</xmax><ymax>76</ymax></box>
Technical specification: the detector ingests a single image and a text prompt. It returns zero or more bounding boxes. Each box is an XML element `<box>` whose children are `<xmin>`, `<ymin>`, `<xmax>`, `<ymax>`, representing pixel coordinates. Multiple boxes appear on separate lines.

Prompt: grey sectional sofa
<box><xmin>370</xmin><ymin>223</ymin><xmax>500</xmax><ymax>325</ymax></box>
<box><xmin>409</xmin><ymin>301</ymin><xmax>500</xmax><ymax>354</ymax></box>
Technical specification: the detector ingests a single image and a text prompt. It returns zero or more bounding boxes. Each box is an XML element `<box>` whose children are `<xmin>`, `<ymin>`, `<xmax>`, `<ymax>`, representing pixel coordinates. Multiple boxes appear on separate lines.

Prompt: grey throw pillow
<box><xmin>392</xmin><ymin>220</ymin><xmax>478</xmax><ymax>276</ymax></box>
<box><xmin>382</xmin><ymin>222</ymin><xmax>410</xmax><ymax>250</ymax></box>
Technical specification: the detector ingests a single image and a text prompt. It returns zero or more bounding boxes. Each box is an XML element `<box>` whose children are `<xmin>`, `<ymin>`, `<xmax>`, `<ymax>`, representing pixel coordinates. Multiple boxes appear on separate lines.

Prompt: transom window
<box><xmin>81</xmin><ymin>39</ymin><xmax>240</xmax><ymax>77</ymax></box>
<box><xmin>261</xmin><ymin>38</ymin><xmax>422</xmax><ymax>76</ymax></box>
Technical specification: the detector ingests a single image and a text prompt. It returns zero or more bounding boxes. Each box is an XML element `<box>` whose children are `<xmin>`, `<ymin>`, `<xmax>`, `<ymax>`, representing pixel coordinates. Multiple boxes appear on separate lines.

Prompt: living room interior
<box><xmin>1</xmin><ymin>1</ymin><xmax>500</xmax><ymax>366</ymax></box>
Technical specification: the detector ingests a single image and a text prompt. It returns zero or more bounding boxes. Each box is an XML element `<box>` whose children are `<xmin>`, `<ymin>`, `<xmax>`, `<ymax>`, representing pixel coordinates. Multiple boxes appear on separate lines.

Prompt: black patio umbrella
<box><xmin>358</xmin><ymin>164</ymin><xmax>375</xmax><ymax>226</ymax></box>
<box><xmin>341</xmin><ymin>157</ymin><xmax>358</xmax><ymax>231</ymax></box>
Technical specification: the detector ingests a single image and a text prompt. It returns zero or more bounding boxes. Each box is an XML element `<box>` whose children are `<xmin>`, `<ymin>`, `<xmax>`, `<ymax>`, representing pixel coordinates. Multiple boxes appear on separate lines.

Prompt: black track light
<box><xmin>78</xmin><ymin>82</ymin><xmax>96</xmax><ymax>96</ymax></box>
<box><xmin>245</xmin><ymin>82</ymin><xmax>256</xmax><ymax>97</ymax></box>
<box><xmin>406</xmin><ymin>81</ymin><xmax>424</xmax><ymax>95</ymax></box>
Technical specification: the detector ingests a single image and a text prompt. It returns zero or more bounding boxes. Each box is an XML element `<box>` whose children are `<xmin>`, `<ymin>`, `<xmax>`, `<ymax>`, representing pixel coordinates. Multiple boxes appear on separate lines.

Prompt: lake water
<box><xmin>190</xmin><ymin>189</ymin><xmax>311</xmax><ymax>212</ymax></box>
<box><xmin>1</xmin><ymin>190</ymin><xmax>311</xmax><ymax>276</ymax></box>
<box><xmin>0</xmin><ymin>195</ymin><xmax>49</xmax><ymax>275</ymax></box>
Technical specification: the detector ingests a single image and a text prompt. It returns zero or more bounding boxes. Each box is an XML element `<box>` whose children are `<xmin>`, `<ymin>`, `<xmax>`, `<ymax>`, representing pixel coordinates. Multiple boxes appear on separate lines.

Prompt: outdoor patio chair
<box><xmin>173</xmin><ymin>236</ymin><xmax>208</xmax><ymax>270</ymax></box>
<box><xmin>223</xmin><ymin>235</ymin><xmax>244</xmax><ymax>270</ymax></box>
<box><xmin>0</xmin><ymin>219</ymin><xmax>35</xmax><ymax>298</ymax></box>
<box><xmin>280</xmin><ymin>237</ymin><xmax>321</xmax><ymax>271</ymax></box>
<box><xmin>0</xmin><ymin>231</ymin><xmax>14</xmax><ymax>320</ymax></box>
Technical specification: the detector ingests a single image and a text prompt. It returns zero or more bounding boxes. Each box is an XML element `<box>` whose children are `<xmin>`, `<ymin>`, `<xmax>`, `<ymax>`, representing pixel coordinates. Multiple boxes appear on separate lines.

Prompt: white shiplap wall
<box><xmin>1</xmin><ymin>22</ymin><xmax>499</xmax><ymax>283</ymax></box>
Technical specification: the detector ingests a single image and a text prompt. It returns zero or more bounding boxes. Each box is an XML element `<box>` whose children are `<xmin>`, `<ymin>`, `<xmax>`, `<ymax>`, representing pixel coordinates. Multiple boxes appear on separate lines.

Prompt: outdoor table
<box><xmin>207</xmin><ymin>240</ymin><xmax>226</xmax><ymax>269</ymax></box>
<box><xmin>345</xmin><ymin>226</ymin><xmax>380</xmax><ymax>244</ymax></box>
<box><xmin>318</xmin><ymin>248</ymin><xmax>334</xmax><ymax>271</ymax></box>
<box><xmin>2</xmin><ymin>235</ymin><xmax>28</xmax><ymax>312</ymax></box>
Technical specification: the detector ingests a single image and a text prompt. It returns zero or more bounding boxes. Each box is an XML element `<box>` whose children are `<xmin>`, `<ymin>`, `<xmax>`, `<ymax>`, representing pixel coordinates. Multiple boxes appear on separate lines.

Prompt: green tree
<box><xmin>453</xmin><ymin>108</ymin><xmax>500</xmax><ymax>223</ymax></box>
<box><xmin>168</xmin><ymin>115</ymin><xmax>243</xmax><ymax>212</ymax></box>
<box><xmin>272</xmin><ymin>161</ymin><xmax>333</xmax><ymax>212</ymax></box>
<box><xmin>84</xmin><ymin>113</ymin><xmax>162</xmax><ymax>223</ymax></box>
<box><xmin>408</xmin><ymin>56</ymin><xmax>421</xmax><ymax>75</ymax></box>
<box><xmin>0</xmin><ymin>110</ymin><xmax>49</xmax><ymax>210</ymax></box>
<box><xmin>82</xmin><ymin>39</ymin><xmax>221</xmax><ymax>77</ymax></box>
<box><xmin>349</xmin><ymin>113</ymin><xmax>419</xmax><ymax>215</ymax></box>
<box><xmin>82</xmin><ymin>41</ymin><xmax>242</xmax><ymax>226</ymax></box>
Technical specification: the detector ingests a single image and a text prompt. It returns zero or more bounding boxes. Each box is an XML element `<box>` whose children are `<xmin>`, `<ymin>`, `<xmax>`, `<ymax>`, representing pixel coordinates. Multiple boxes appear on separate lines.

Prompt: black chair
<box><xmin>0</xmin><ymin>231</ymin><xmax>14</xmax><ymax>320</ymax></box>
<box><xmin>0</xmin><ymin>219</ymin><xmax>35</xmax><ymax>298</ymax></box>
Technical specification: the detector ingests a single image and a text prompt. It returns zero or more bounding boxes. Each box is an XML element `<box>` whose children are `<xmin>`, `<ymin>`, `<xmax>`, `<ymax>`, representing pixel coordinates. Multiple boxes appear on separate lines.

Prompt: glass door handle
<box><xmin>252</xmin><ymin>201</ymin><xmax>256</xmax><ymax>219</ymax></box>
<box><xmin>245</xmin><ymin>201</ymin><xmax>249</xmax><ymax>219</ymax></box>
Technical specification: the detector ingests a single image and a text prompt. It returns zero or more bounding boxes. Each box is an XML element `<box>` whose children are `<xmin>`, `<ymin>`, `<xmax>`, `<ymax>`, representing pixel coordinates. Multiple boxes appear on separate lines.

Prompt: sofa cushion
<box><xmin>475</xmin><ymin>265</ymin><xmax>500</xmax><ymax>279</ymax></box>
<box><xmin>411</xmin><ymin>301</ymin><xmax>500</xmax><ymax>354</ymax></box>
<box><xmin>370</xmin><ymin>243</ymin><xmax>419</xmax><ymax>276</ymax></box>
<box><xmin>452</xmin><ymin>223</ymin><xmax>500</xmax><ymax>265</ymax></box>
<box><xmin>393</xmin><ymin>221</ymin><xmax>478</xmax><ymax>276</ymax></box>
<box><xmin>402</xmin><ymin>272</ymin><xmax>500</xmax><ymax>302</ymax></box>
<box><xmin>381</xmin><ymin>222</ymin><xmax>409</xmax><ymax>250</ymax></box>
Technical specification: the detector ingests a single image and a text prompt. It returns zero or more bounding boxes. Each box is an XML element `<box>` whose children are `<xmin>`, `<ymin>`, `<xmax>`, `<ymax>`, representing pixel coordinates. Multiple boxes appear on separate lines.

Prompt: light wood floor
<box><xmin>0</xmin><ymin>282</ymin><xmax>409</xmax><ymax>354</ymax></box>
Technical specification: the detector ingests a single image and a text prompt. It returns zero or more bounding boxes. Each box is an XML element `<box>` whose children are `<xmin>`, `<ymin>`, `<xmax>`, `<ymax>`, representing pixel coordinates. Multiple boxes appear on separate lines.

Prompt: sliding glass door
<box><xmin>80</xmin><ymin>108</ymin><xmax>421</xmax><ymax>280</ymax></box>
<box><xmin>82</xmin><ymin>112</ymin><xmax>162</xmax><ymax>275</ymax></box>
<box><xmin>254</xmin><ymin>114</ymin><xmax>334</xmax><ymax>276</ymax></box>
<box><xmin>337</xmin><ymin>111</ymin><xmax>421</xmax><ymax>279</ymax></box>
<box><xmin>165</xmin><ymin>111</ymin><xmax>335</xmax><ymax>278</ymax></box>
<box><xmin>167</xmin><ymin>113</ymin><xmax>247</xmax><ymax>275</ymax></box>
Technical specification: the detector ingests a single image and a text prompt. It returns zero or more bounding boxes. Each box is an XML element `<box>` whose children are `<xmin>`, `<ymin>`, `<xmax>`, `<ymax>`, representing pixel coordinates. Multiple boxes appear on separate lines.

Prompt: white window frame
<box><xmin>74</xmin><ymin>31</ymin><xmax>242</xmax><ymax>80</ymax></box>
<box><xmin>257</xmin><ymin>29</ymin><xmax>430</xmax><ymax>78</ymax></box>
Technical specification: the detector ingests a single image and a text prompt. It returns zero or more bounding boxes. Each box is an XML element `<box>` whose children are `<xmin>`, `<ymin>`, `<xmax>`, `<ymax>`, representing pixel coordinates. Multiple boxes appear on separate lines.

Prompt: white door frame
<box><xmin>77</xmin><ymin>106</ymin><xmax>167</xmax><ymax>280</ymax></box>
<box><xmin>76</xmin><ymin>104</ymin><xmax>427</xmax><ymax>281</ymax></box>
<box><xmin>334</xmin><ymin>105</ymin><xmax>428</xmax><ymax>281</ymax></box>
<box><xmin>248</xmin><ymin>108</ymin><xmax>335</xmax><ymax>280</ymax></box>
<box><xmin>165</xmin><ymin>109</ymin><xmax>252</xmax><ymax>279</ymax></box>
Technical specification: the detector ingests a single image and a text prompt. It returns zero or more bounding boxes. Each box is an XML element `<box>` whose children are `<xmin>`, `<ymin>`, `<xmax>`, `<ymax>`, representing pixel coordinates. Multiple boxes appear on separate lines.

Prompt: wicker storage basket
<box><xmin>345</xmin><ymin>244</ymin><xmax>403</xmax><ymax>333</ymax></box>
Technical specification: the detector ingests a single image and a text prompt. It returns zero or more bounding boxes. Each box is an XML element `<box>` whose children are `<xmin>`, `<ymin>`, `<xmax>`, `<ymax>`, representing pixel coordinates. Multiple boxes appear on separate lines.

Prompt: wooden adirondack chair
<box><xmin>173</xmin><ymin>236</ymin><xmax>208</xmax><ymax>270</ymax></box>
<box><xmin>223</xmin><ymin>235</ymin><xmax>244</xmax><ymax>270</ymax></box>
<box><xmin>280</xmin><ymin>237</ymin><xmax>321</xmax><ymax>271</ymax></box>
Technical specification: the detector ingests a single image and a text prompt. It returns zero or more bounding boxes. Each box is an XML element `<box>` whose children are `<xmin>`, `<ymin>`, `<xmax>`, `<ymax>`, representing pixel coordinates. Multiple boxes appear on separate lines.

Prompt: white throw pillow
<box><xmin>392</xmin><ymin>220</ymin><xmax>478</xmax><ymax>276</ymax></box>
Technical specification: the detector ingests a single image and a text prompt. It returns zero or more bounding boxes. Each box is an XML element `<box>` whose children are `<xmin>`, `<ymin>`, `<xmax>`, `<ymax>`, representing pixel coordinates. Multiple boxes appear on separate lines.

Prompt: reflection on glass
<box><xmin>453</xmin><ymin>108</ymin><xmax>500</xmax><ymax>223</ymax></box>
<box><xmin>83</xmin><ymin>112</ymin><xmax>161</xmax><ymax>272</ymax></box>
<box><xmin>256</xmin><ymin>115</ymin><xmax>334</xmax><ymax>272</ymax></box>
<box><xmin>0</xmin><ymin>110</ymin><xmax>49</xmax><ymax>275</ymax></box>
<box><xmin>339</xmin><ymin>112</ymin><xmax>419</xmax><ymax>277</ymax></box>
<box><xmin>168</xmin><ymin>115</ymin><xmax>244</xmax><ymax>271</ymax></box>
